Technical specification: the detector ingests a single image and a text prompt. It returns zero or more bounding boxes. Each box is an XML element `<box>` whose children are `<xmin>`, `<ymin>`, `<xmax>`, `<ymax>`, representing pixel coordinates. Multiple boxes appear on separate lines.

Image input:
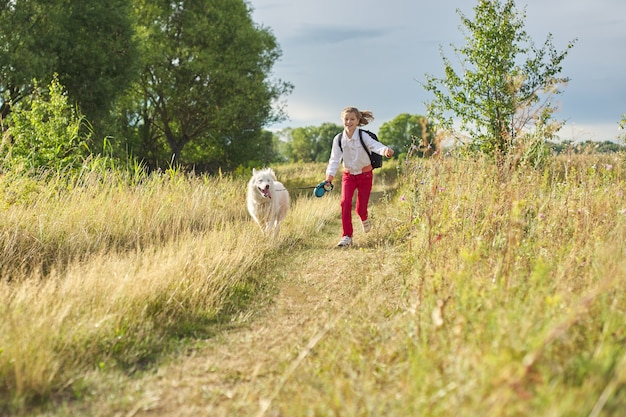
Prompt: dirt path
<box><xmin>105</xmin><ymin>180</ymin><xmax>400</xmax><ymax>417</ymax></box>
<box><xmin>118</xmin><ymin>234</ymin><xmax>373</xmax><ymax>417</ymax></box>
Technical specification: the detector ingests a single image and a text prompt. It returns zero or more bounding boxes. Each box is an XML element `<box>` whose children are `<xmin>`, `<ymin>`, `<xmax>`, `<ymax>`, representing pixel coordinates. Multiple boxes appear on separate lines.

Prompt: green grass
<box><xmin>1</xmin><ymin>156</ymin><xmax>625</xmax><ymax>416</ymax></box>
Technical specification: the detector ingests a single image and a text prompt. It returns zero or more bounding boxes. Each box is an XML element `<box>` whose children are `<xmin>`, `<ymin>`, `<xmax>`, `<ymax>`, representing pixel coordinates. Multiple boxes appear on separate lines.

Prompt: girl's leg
<box><xmin>341</xmin><ymin>172</ymin><xmax>357</xmax><ymax>237</ymax></box>
<box><xmin>355</xmin><ymin>171</ymin><xmax>373</xmax><ymax>221</ymax></box>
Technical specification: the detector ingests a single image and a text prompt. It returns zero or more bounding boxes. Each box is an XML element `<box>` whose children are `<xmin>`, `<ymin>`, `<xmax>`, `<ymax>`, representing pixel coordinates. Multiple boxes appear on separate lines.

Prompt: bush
<box><xmin>2</xmin><ymin>75</ymin><xmax>91</xmax><ymax>173</ymax></box>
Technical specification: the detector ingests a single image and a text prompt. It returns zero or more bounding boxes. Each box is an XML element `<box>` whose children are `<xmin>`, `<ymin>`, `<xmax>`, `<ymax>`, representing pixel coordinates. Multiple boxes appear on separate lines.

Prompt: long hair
<box><xmin>341</xmin><ymin>106</ymin><xmax>374</xmax><ymax>126</ymax></box>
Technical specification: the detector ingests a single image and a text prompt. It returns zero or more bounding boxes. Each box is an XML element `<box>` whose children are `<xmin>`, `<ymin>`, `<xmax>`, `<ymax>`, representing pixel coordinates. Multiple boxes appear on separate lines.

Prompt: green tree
<box><xmin>424</xmin><ymin>0</ymin><xmax>575</xmax><ymax>159</ymax></box>
<box><xmin>284</xmin><ymin>122</ymin><xmax>342</xmax><ymax>163</ymax></box>
<box><xmin>0</xmin><ymin>0</ymin><xmax>137</xmax><ymax>135</ymax></box>
<box><xmin>378</xmin><ymin>113</ymin><xmax>435</xmax><ymax>157</ymax></box>
<box><xmin>316</xmin><ymin>122</ymin><xmax>345</xmax><ymax>162</ymax></box>
<box><xmin>289</xmin><ymin>127</ymin><xmax>317</xmax><ymax>162</ymax></box>
<box><xmin>0</xmin><ymin>1</ymin><xmax>61</xmax><ymax>122</ymax></box>
<box><xmin>124</xmin><ymin>0</ymin><xmax>292</xmax><ymax>171</ymax></box>
<box><xmin>55</xmin><ymin>0</ymin><xmax>138</xmax><ymax>129</ymax></box>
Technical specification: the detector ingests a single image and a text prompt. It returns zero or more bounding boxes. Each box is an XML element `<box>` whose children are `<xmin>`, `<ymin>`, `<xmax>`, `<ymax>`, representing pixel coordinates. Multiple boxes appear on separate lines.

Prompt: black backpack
<box><xmin>335</xmin><ymin>129</ymin><xmax>383</xmax><ymax>169</ymax></box>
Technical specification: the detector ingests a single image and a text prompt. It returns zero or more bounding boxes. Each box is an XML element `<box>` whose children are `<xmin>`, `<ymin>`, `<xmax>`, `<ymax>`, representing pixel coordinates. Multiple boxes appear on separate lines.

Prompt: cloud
<box><xmin>289</xmin><ymin>25</ymin><xmax>388</xmax><ymax>45</ymax></box>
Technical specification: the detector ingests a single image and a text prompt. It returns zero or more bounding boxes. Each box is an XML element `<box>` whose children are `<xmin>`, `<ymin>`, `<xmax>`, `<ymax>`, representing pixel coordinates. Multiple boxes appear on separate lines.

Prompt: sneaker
<box><xmin>361</xmin><ymin>218</ymin><xmax>371</xmax><ymax>233</ymax></box>
<box><xmin>337</xmin><ymin>236</ymin><xmax>352</xmax><ymax>247</ymax></box>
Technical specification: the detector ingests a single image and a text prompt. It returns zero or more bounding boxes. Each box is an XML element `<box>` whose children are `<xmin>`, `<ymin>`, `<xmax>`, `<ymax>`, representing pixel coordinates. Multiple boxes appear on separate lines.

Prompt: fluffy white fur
<box><xmin>246</xmin><ymin>168</ymin><xmax>290</xmax><ymax>235</ymax></box>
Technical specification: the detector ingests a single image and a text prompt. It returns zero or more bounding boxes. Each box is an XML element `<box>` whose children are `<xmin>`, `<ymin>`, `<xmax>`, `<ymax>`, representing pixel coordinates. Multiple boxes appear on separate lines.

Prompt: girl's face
<box><xmin>343</xmin><ymin>112</ymin><xmax>358</xmax><ymax>132</ymax></box>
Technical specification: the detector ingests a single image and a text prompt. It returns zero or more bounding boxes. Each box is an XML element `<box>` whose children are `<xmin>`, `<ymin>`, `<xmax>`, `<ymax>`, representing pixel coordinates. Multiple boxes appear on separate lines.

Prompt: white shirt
<box><xmin>326</xmin><ymin>127</ymin><xmax>388</xmax><ymax>176</ymax></box>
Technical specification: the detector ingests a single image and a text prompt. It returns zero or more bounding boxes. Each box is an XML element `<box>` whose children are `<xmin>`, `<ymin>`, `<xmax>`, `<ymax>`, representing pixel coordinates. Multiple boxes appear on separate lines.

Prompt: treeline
<box><xmin>0</xmin><ymin>0</ymin><xmax>292</xmax><ymax>172</ymax></box>
<box><xmin>274</xmin><ymin>118</ymin><xmax>626</xmax><ymax>166</ymax></box>
<box><xmin>548</xmin><ymin>140</ymin><xmax>626</xmax><ymax>154</ymax></box>
<box><xmin>275</xmin><ymin>114</ymin><xmax>438</xmax><ymax>164</ymax></box>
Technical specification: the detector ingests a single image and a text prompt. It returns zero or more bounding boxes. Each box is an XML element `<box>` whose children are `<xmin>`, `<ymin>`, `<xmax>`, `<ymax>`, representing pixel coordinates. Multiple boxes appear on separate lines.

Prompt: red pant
<box><xmin>340</xmin><ymin>171</ymin><xmax>373</xmax><ymax>237</ymax></box>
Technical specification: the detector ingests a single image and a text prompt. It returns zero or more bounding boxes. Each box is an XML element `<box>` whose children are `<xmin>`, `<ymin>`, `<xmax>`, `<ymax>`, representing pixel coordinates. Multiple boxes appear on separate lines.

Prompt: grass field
<box><xmin>1</xmin><ymin>155</ymin><xmax>625</xmax><ymax>416</ymax></box>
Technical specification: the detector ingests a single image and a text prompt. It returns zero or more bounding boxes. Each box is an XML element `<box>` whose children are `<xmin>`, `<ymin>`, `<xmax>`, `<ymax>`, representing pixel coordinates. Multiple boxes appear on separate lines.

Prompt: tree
<box><xmin>0</xmin><ymin>1</ymin><xmax>61</xmax><ymax>123</ymax></box>
<box><xmin>424</xmin><ymin>0</ymin><xmax>576</xmax><ymax>158</ymax></box>
<box><xmin>378</xmin><ymin>113</ymin><xmax>436</xmax><ymax>157</ymax></box>
<box><xmin>315</xmin><ymin>123</ymin><xmax>344</xmax><ymax>162</ymax></box>
<box><xmin>283</xmin><ymin>122</ymin><xmax>342</xmax><ymax>163</ymax></box>
<box><xmin>55</xmin><ymin>0</ymin><xmax>138</xmax><ymax>129</ymax></box>
<box><xmin>289</xmin><ymin>127</ymin><xmax>317</xmax><ymax>162</ymax></box>
<box><xmin>125</xmin><ymin>0</ymin><xmax>292</xmax><ymax>171</ymax></box>
<box><xmin>0</xmin><ymin>0</ymin><xmax>138</xmax><ymax>135</ymax></box>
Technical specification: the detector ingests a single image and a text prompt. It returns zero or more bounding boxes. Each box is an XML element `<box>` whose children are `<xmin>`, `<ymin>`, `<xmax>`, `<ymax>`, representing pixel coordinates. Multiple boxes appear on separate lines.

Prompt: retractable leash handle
<box><xmin>314</xmin><ymin>181</ymin><xmax>333</xmax><ymax>197</ymax></box>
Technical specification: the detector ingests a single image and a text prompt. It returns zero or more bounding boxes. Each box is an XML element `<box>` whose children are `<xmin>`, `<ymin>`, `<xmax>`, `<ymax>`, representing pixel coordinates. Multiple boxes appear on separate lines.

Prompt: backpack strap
<box><xmin>358</xmin><ymin>130</ymin><xmax>373</xmax><ymax>156</ymax></box>
<box><xmin>335</xmin><ymin>133</ymin><xmax>343</xmax><ymax>152</ymax></box>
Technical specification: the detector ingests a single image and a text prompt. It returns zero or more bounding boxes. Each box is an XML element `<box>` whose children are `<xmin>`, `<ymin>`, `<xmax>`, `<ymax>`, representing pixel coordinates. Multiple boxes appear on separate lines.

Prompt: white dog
<box><xmin>246</xmin><ymin>168</ymin><xmax>290</xmax><ymax>235</ymax></box>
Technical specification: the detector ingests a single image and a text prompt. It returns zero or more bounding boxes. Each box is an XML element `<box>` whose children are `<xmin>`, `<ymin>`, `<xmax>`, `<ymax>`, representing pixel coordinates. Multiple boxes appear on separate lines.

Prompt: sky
<box><xmin>249</xmin><ymin>0</ymin><xmax>626</xmax><ymax>142</ymax></box>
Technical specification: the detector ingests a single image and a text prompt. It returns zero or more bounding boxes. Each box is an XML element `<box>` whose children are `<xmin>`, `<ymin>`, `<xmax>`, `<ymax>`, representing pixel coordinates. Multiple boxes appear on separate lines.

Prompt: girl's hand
<box><xmin>385</xmin><ymin>148</ymin><xmax>394</xmax><ymax>158</ymax></box>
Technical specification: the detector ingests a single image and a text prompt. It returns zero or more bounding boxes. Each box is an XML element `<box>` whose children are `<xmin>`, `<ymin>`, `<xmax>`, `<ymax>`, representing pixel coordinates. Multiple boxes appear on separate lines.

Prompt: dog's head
<box><xmin>251</xmin><ymin>168</ymin><xmax>276</xmax><ymax>199</ymax></box>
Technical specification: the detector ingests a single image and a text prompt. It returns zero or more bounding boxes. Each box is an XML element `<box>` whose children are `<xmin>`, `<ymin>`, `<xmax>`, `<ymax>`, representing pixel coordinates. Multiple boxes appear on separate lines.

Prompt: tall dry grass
<box><xmin>2</xmin><ymin>154</ymin><xmax>625</xmax><ymax>416</ymax></box>
<box><xmin>0</xmin><ymin>163</ymin><xmax>339</xmax><ymax>413</ymax></box>
<box><xmin>269</xmin><ymin>154</ymin><xmax>626</xmax><ymax>416</ymax></box>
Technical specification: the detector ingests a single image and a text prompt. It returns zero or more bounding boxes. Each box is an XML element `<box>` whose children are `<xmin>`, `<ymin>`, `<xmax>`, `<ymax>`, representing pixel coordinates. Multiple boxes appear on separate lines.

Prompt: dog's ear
<box><xmin>269</xmin><ymin>168</ymin><xmax>277</xmax><ymax>180</ymax></box>
<box><xmin>253</xmin><ymin>168</ymin><xmax>257</xmax><ymax>175</ymax></box>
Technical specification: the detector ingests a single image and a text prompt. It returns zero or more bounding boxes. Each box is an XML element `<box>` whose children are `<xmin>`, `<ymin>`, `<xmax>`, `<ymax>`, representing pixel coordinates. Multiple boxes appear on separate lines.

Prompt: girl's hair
<box><xmin>341</xmin><ymin>106</ymin><xmax>374</xmax><ymax>126</ymax></box>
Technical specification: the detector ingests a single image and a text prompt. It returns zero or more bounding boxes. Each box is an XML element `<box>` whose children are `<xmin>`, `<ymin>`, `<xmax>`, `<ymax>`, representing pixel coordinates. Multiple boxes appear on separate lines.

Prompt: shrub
<box><xmin>2</xmin><ymin>75</ymin><xmax>91</xmax><ymax>173</ymax></box>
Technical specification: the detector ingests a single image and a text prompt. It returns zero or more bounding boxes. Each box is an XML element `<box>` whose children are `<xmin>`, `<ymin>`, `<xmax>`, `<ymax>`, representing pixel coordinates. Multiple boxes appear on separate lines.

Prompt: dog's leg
<box><xmin>263</xmin><ymin>221</ymin><xmax>273</xmax><ymax>235</ymax></box>
<box><xmin>251</xmin><ymin>214</ymin><xmax>264</xmax><ymax>233</ymax></box>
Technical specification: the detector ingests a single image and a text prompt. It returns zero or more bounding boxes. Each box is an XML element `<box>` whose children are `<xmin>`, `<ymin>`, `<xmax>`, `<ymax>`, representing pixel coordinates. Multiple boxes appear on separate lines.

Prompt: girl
<box><xmin>325</xmin><ymin>107</ymin><xmax>394</xmax><ymax>247</ymax></box>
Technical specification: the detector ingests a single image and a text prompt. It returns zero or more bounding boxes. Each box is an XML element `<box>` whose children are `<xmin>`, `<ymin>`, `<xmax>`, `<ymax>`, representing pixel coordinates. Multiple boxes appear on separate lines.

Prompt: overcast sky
<box><xmin>249</xmin><ymin>0</ymin><xmax>626</xmax><ymax>141</ymax></box>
